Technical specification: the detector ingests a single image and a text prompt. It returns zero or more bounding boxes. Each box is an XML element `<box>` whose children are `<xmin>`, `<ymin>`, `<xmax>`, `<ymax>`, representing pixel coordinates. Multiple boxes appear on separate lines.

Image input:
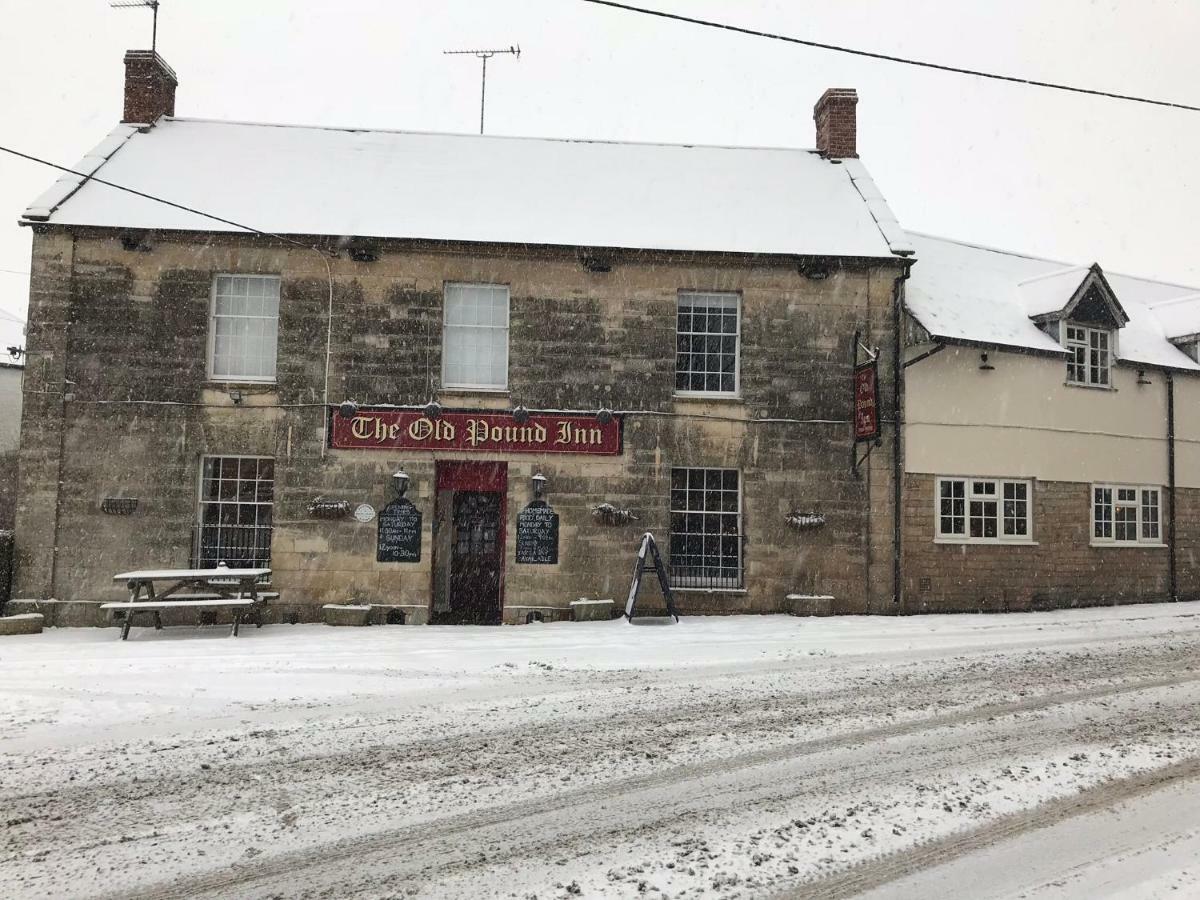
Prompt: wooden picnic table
<box><xmin>102</xmin><ymin>568</ymin><xmax>274</xmax><ymax>640</ymax></box>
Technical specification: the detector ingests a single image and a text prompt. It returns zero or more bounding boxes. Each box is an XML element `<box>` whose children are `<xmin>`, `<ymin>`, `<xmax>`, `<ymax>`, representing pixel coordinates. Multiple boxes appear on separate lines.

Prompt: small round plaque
<box><xmin>353</xmin><ymin>503</ymin><xmax>376</xmax><ymax>523</ymax></box>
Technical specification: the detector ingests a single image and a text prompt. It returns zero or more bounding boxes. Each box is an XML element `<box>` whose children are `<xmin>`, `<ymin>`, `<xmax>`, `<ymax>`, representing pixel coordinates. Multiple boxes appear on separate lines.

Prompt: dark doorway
<box><xmin>448</xmin><ymin>491</ymin><xmax>503</xmax><ymax>624</ymax></box>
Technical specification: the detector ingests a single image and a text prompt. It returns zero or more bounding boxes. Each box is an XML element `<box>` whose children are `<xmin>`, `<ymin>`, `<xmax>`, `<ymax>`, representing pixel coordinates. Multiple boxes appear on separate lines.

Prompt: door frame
<box><xmin>434</xmin><ymin>461</ymin><xmax>508</xmax><ymax>619</ymax></box>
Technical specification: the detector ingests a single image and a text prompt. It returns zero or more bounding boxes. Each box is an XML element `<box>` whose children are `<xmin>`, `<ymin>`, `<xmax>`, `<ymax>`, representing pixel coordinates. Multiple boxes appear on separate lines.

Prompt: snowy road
<box><xmin>2</xmin><ymin>605</ymin><xmax>1199</xmax><ymax>899</ymax></box>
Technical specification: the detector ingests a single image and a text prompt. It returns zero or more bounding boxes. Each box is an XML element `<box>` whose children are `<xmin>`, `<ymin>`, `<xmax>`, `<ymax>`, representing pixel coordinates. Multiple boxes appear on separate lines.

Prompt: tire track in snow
<box><xmin>121</xmin><ymin>670</ymin><xmax>1200</xmax><ymax>900</ymax></box>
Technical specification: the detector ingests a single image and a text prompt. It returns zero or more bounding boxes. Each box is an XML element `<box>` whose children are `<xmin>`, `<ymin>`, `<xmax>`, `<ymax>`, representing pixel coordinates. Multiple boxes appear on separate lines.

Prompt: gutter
<box><xmin>1167</xmin><ymin>371</ymin><xmax>1178</xmax><ymax>601</ymax></box>
<box><xmin>892</xmin><ymin>261</ymin><xmax>912</xmax><ymax>611</ymax></box>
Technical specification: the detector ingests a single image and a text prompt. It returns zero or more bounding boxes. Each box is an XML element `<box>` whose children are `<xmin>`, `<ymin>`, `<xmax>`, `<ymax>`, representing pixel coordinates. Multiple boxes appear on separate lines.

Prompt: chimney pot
<box><xmin>122</xmin><ymin>50</ymin><xmax>178</xmax><ymax>125</ymax></box>
<box><xmin>813</xmin><ymin>88</ymin><xmax>858</xmax><ymax>159</ymax></box>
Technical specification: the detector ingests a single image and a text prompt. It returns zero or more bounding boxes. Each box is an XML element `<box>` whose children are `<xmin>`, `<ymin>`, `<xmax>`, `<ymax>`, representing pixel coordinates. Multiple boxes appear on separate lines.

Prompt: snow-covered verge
<box><xmin>2</xmin><ymin>604</ymin><xmax>1199</xmax><ymax>899</ymax></box>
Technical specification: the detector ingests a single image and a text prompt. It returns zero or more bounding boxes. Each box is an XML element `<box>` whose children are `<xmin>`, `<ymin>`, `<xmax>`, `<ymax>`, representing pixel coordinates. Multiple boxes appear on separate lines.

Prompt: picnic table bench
<box><xmin>102</xmin><ymin>568</ymin><xmax>276</xmax><ymax>639</ymax></box>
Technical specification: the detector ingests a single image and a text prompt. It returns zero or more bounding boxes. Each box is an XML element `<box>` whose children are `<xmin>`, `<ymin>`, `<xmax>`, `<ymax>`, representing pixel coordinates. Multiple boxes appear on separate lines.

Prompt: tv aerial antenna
<box><xmin>443</xmin><ymin>45</ymin><xmax>521</xmax><ymax>134</ymax></box>
<box><xmin>110</xmin><ymin>1</ymin><xmax>161</xmax><ymax>54</ymax></box>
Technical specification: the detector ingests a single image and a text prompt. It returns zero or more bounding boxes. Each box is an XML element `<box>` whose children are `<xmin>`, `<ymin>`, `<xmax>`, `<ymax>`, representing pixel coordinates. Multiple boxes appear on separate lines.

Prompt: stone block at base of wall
<box><xmin>0</xmin><ymin>613</ymin><xmax>44</xmax><ymax>635</ymax></box>
<box><xmin>787</xmin><ymin>594</ymin><xmax>836</xmax><ymax>617</ymax></box>
<box><xmin>503</xmin><ymin>605</ymin><xmax>571</xmax><ymax>625</ymax></box>
<box><xmin>570</xmin><ymin>599</ymin><xmax>616</xmax><ymax>621</ymax></box>
<box><xmin>366</xmin><ymin>604</ymin><xmax>429</xmax><ymax>625</ymax></box>
<box><xmin>323</xmin><ymin>604</ymin><xmax>372</xmax><ymax>626</ymax></box>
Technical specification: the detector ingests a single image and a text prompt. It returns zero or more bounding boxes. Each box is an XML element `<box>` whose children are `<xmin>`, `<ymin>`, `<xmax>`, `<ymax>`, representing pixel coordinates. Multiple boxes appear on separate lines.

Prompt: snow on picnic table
<box><xmin>2</xmin><ymin>605</ymin><xmax>1200</xmax><ymax>899</ymax></box>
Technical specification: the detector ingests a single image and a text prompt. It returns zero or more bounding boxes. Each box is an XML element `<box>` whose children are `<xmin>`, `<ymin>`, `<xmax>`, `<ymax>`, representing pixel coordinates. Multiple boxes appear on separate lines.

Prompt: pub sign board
<box><xmin>853</xmin><ymin>361</ymin><xmax>880</xmax><ymax>442</ymax></box>
<box><xmin>516</xmin><ymin>501</ymin><xmax>559</xmax><ymax>565</ymax></box>
<box><xmin>330</xmin><ymin>408</ymin><xmax>622</xmax><ymax>456</ymax></box>
<box><xmin>377</xmin><ymin>498</ymin><xmax>422</xmax><ymax>563</ymax></box>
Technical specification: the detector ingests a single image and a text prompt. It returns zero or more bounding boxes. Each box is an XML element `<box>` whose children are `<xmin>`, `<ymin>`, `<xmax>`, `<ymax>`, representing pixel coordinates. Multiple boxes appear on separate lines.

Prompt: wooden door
<box><xmin>449</xmin><ymin>491</ymin><xmax>502</xmax><ymax>624</ymax></box>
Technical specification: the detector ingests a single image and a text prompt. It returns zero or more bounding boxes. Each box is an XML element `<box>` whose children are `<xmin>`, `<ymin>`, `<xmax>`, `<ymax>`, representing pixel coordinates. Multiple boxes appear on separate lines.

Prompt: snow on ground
<box><xmin>2</xmin><ymin>604</ymin><xmax>1199</xmax><ymax>899</ymax></box>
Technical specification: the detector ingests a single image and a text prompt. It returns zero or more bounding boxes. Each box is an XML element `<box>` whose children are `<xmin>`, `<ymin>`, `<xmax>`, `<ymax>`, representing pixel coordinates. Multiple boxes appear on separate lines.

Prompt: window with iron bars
<box><xmin>669</xmin><ymin>467</ymin><xmax>743</xmax><ymax>589</ymax></box>
<box><xmin>195</xmin><ymin>456</ymin><xmax>274</xmax><ymax>569</ymax></box>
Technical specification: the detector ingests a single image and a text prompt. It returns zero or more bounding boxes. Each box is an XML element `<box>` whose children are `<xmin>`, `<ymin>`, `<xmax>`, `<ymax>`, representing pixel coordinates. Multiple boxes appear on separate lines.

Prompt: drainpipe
<box><xmin>1167</xmin><ymin>370</ymin><xmax>1178</xmax><ymax>601</ymax></box>
<box><xmin>892</xmin><ymin>262</ymin><xmax>912</xmax><ymax>611</ymax></box>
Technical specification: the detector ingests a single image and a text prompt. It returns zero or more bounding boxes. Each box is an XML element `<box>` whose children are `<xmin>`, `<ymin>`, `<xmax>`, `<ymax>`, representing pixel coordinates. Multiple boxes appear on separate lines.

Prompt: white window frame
<box><xmin>195</xmin><ymin>455</ymin><xmax>274</xmax><ymax>568</ymax></box>
<box><xmin>441</xmin><ymin>282</ymin><xmax>510</xmax><ymax>392</ymax></box>
<box><xmin>1091</xmin><ymin>484</ymin><xmax>1164</xmax><ymax>546</ymax></box>
<box><xmin>668</xmin><ymin>467</ymin><xmax>744</xmax><ymax>590</ymax></box>
<box><xmin>674</xmin><ymin>291</ymin><xmax>741</xmax><ymax>398</ymax></box>
<box><xmin>935</xmin><ymin>476</ymin><xmax>1034</xmax><ymax>544</ymax></box>
<box><xmin>207</xmin><ymin>274</ymin><xmax>281</xmax><ymax>384</ymax></box>
<box><xmin>1063</xmin><ymin>322</ymin><xmax>1114</xmax><ymax>388</ymax></box>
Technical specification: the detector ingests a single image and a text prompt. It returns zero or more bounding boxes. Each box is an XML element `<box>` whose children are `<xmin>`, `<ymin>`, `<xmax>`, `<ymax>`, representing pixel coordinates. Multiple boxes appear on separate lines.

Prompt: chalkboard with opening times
<box><xmin>516</xmin><ymin>501</ymin><xmax>559</xmax><ymax>565</ymax></box>
<box><xmin>377</xmin><ymin>499</ymin><xmax>422</xmax><ymax>563</ymax></box>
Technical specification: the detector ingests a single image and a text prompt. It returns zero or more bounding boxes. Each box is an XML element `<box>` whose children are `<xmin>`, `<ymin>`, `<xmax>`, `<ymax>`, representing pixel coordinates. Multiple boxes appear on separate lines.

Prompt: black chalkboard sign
<box><xmin>516</xmin><ymin>500</ymin><xmax>559</xmax><ymax>565</ymax></box>
<box><xmin>377</xmin><ymin>498</ymin><xmax>422</xmax><ymax>563</ymax></box>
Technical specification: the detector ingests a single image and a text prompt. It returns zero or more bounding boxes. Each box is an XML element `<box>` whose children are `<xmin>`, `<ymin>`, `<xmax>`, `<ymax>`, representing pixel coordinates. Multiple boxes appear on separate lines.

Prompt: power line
<box><xmin>579</xmin><ymin>0</ymin><xmax>1200</xmax><ymax>113</ymax></box>
<box><xmin>0</xmin><ymin>143</ymin><xmax>323</xmax><ymax>252</ymax></box>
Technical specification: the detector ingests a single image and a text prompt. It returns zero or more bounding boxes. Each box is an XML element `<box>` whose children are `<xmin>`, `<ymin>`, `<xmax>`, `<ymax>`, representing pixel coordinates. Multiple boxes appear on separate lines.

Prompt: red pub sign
<box><xmin>330</xmin><ymin>408</ymin><xmax>622</xmax><ymax>455</ymax></box>
<box><xmin>853</xmin><ymin>361</ymin><xmax>880</xmax><ymax>442</ymax></box>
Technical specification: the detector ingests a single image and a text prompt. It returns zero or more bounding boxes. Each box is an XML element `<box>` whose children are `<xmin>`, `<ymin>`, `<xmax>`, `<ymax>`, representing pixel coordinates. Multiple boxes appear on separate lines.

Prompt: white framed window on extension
<box><xmin>208</xmin><ymin>274</ymin><xmax>281</xmax><ymax>382</ymax></box>
<box><xmin>1064</xmin><ymin>323</ymin><xmax>1113</xmax><ymax>387</ymax></box>
<box><xmin>196</xmin><ymin>456</ymin><xmax>274</xmax><ymax>569</ymax></box>
<box><xmin>1092</xmin><ymin>484</ymin><xmax>1163</xmax><ymax>546</ymax></box>
<box><xmin>936</xmin><ymin>476</ymin><xmax>1033</xmax><ymax>543</ymax></box>
<box><xmin>442</xmin><ymin>282</ymin><xmax>510</xmax><ymax>391</ymax></box>
<box><xmin>675</xmin><ymin>291</ymin><xmax>740</xmax><ymax>396</ymax></box>
<box><xmin>669</xmin><ymin>467</ymin><xmax>743</xmax><ymax>589</ymax></box>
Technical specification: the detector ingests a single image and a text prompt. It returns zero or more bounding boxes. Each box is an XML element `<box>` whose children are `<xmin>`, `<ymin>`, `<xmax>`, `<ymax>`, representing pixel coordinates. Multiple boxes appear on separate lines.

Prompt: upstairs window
<box><xmin>1064</xmin><ymin>324</ymin><xmax>1111</xmax><ymax>387</ymax></box>
<box><xmin>1093</xmin><ymin>485</ymin><xmax>1162</xmax><ymax>545</ymax></box>
<box><xmin>676</xmin><ymin>291</ymin><xmax>740</xmax><ymax>395</ymax></box>
<box><xmin>209</xmin><ymin>275</ymin><xmax>280</xmax><ymax>382</ymax></box>
<box><xmin>936</xmin><ymin>477</ymin><xmax>1031</xmax><ymax>543</ymax></box>
<box><xmin>442</xmin><ymin>283</ymin><xmax>510</xmax><ymax>390</ymax></box>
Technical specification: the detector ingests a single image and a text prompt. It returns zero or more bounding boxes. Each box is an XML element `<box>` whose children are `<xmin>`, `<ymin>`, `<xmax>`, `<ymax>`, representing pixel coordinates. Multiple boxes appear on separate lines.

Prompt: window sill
<box><xmin>206</xmin><ymin>379</ymin><xmax>277</xmax><ymax>388</ymax></box>
<box><xmin>933</xmin><ymin>538</ymin><xmax>1037</xmax><ymax>546</ymax></box>
<box><xmin>1089</xmin><ymin>541</ymin><xmax>1166</xmax><ymax>549</ymax></box>
<box><xmin>671</xmin><ymin>586</ymin><xmax>748</xmax><ymax>594</ymax></box>
<box><xmin>673</xmin><ymin>392</ymin><xmax>742</xmax><ymax>403</ymax></box>
<box><xmin>1064</xmin><ymin>381</ymin><xmax>1117</xmax><ymax>392</ymax></box>
<box><xmin>440</xmin><ymin>386</ymin><xmax>510</xmax><ymax>395</ymax></box>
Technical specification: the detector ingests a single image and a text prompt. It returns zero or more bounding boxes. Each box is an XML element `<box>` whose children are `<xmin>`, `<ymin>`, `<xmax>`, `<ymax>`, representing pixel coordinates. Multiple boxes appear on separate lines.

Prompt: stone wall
<box><xmin>902</xmin><ymin>473</ymin><xmax>1193</xmax><ymax>611</ymax></box>
<box><xmin>13</xmin><ymin>230</ymin><xmax>903</xmax><ymax>618</ymax></box>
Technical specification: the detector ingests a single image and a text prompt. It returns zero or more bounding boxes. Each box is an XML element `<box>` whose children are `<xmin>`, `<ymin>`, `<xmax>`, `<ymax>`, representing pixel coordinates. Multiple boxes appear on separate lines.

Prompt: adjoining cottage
<box><xmin>903</xmin><ymin>233</ymin><xmax>1200</xmax><ymax>610</ymax></box>
<box><xmin>12</xmin><ymin>51</ymin><xmax>909</xmax><ymax>623</ymax></box>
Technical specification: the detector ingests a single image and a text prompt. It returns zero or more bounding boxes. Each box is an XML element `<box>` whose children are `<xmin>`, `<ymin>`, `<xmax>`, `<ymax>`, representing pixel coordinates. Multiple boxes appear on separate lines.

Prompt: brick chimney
<box><xmin>122</xmin><ymin>50</ymin><xmax>178</xmax><ymax>124</ymax></box>
<box><xmin>813</xmin><ymin>88</ymin><xmax>858</xmax><ymax>159</ymax></box>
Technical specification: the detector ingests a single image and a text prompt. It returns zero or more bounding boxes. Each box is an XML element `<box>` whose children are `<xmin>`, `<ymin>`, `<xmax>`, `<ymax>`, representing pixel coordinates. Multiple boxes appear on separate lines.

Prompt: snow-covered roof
<box><xmin>905</xmin><ymin>233</ymin><xmax>1200</xmax><ymax>372</ymax></box>
<box><xmin>0</xmin><ymin>306</ymin><xmax>25</xmax><ymax>368</ymax></box>
<box><xmin>22</xmin><ymin>118</ymin><xmax>912</xmax><ymax>259</ymax></box>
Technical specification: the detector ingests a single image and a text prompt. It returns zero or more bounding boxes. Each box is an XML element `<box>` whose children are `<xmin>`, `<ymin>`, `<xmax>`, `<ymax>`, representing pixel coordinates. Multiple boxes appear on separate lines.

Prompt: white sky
<box><xmin>1</xmin><ymin>0</ymin><xmax>1198</xmax><ymax>333</ymax></box>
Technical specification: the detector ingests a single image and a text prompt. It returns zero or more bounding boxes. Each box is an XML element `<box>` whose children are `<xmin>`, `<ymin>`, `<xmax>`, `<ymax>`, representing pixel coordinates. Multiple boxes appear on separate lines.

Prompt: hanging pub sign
<box><xmin>377</xmin><ymin>498</ymin><xmax>422</xmax><ymax>563</ymax></box>
<box><xmin>516</xmin><ymin>500</ymin><xmax>559</xmax><ymax>565</ymax></box>
<box><xmin>331</xmin><ymin>408</ymin><xmax>622</xmax><ymax>456</ymax></box>
<box><xmin>853</xmin><ymin>361</ymin><xmax>880</xmax><ymax>442</ymax></box>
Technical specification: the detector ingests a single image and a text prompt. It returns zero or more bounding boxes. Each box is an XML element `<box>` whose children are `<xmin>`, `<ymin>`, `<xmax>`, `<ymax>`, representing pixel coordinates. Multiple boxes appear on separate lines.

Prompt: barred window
<box><xmin>669</xmin><ymin>468</ymin><xmax>742</xmax><ymax>588</ymax></box>
<box><xmin>936</xmin><ymin>477</ymin><xmax>1031</xmax><ymax>543</ymax></box>
<box><xmin>675</xmin><ymin>292</ymin><xmax>739</xmax><ymax>395</ymax></box>
<box><xmin>1093</xmin><ymin>484</ymin><xmax>1161</xmax><ymax>545</ymax></box>
<box><xmin>442</xmin><ymin>283</ymin><xmax>509</xmax><ymax>390</ymax></box>
<box><xmin>1065</xmin><ymin>324</ymin><xmax>1111</xmax><ymax>387</ymax></box>
<box><xmin>196</xmin><ymin>456</ymin><xmax>273</xmax><ymax>568</ymax></box>
<box><xmin>209</xmin><ymin>275</ymin><xmax>280</xmax><ymax>382</ymax></box>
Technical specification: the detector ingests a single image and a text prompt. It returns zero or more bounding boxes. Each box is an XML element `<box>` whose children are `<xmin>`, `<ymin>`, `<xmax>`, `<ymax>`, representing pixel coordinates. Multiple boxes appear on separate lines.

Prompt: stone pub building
<box><xmin>11</xmin><ymin>52</ymin><xmax>910</xmax><ymax>623</ymax></box>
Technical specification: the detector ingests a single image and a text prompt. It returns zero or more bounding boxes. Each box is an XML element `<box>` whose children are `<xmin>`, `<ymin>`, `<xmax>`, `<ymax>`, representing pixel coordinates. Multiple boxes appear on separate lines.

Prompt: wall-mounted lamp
<box><xmin>392</xmin><ymin>470</ymin><xmax>410</xmax><ymax>498</ymax></box>
<box><xmin>423</xmin><ymin>400</ymin><xmax>443</xmax><ymax>420</ymax></box>
<box><xmin>512</xmin><ymin>405</ymin><xmax>531</xmax><ymax>423</ymax></box>
<box><xmin>596</xmin><ymin>407</ymin><xmax>614</xmax><ymax>425</ymax></box>
<box><xmin>979</xmin><ymin>352</ymin><xmax>995</xmax><ymax>371</ymax></box>
<box><xmin>338</xmin><ymin>400</ymin><xmax>359</xmax><ymax>419</ymax></box>
<box><xmin>1137</xmin><ymin>369</ymin><xmax>1153</xmax><ymax>385</ymax></box>
<box><xmin>531</xmin><ymin>472</ymin><xmax>548</xmax><ymax>500</ymax></box>
<box><xmin>229</xmin><ymin>389</ymin><xmax>244</xmax><ymax>405</ymax></box>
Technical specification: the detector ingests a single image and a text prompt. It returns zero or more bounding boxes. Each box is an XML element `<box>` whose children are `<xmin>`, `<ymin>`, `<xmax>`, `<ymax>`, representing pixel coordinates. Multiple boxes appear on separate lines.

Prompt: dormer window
<box><xmin>1064</xmin><ymin>324</ymin><xmax>1111</xmax><ymax>387</ymax></box>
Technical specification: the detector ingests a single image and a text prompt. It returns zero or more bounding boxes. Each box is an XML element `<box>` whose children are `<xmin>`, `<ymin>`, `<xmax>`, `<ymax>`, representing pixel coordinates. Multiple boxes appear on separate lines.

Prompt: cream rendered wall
<box><xmin>904</xmin><ymin>345</ymin><xmax>1199</xmax><ymax>488</ymax></box>
<box><xmin>0</xmin><ymin>366</ymin><xmax>22</xmax><ymax>453</ymax></box>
